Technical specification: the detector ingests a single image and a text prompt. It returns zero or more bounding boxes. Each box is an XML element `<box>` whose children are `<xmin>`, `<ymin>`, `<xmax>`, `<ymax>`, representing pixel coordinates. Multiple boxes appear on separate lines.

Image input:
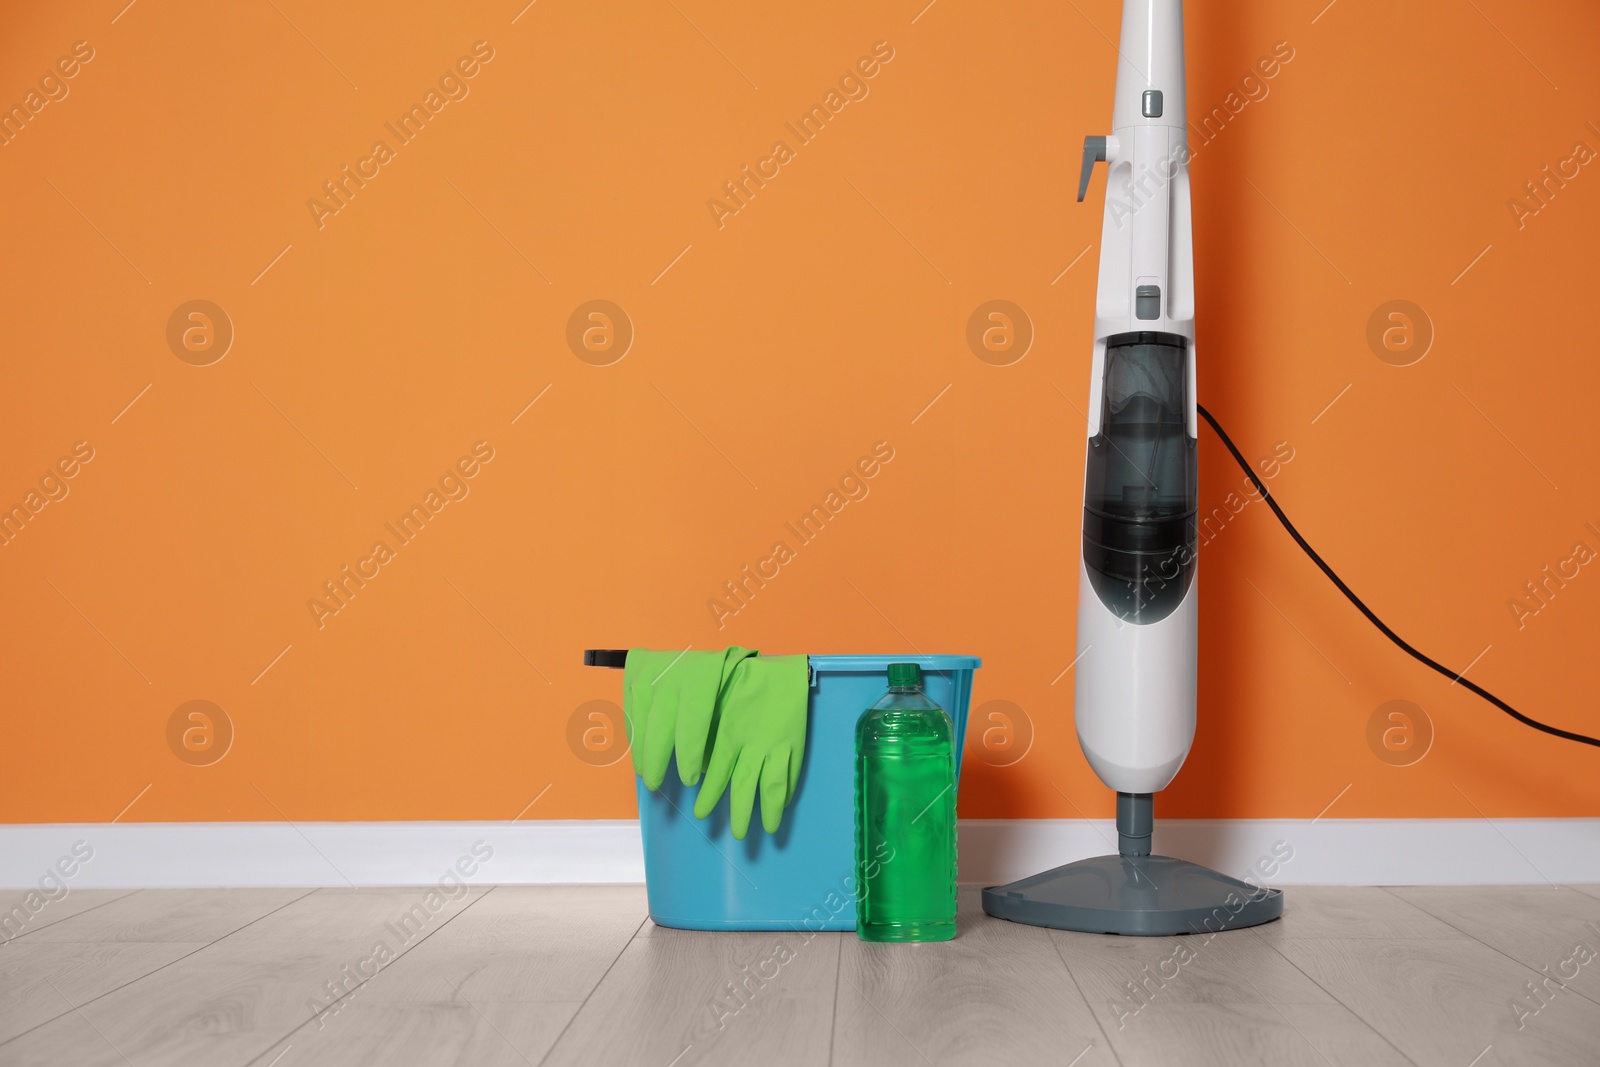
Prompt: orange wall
<box><xmin>3</xmin><ymin>1</ymin><xmax>1598</xmax><ymax>825</ymax></box>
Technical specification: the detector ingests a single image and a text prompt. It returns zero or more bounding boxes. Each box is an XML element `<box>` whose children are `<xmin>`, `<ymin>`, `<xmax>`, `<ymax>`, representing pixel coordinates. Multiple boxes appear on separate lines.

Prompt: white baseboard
<box><xmin>961</xmin><ymin>819</ymin><xmax>1600</xmax><ymax>886</ymax></box>
<box><xmin>2</xmin><ymin>819</ymin><xmax>1595</xmax><ymax>890</ymax></box>
<box><xmin>0</xmin><ymin>822</ymin><xmax>644</xmax><ymax>891</ymax></box>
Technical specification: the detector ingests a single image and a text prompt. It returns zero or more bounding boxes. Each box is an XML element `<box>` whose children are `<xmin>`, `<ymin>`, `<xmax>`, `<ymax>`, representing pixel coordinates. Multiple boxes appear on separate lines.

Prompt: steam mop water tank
<box><xmin>1082</xmin><ymin>331</ymin><xmax>1197</xmax><ymax>624</ymax></box>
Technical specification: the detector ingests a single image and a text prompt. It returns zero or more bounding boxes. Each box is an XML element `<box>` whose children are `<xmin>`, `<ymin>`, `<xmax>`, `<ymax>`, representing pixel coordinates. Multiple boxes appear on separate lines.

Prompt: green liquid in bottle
<box><xmin>854</xmin><ymin>663</ymin><xmax>957</xmax><ymax>942</ymax></box>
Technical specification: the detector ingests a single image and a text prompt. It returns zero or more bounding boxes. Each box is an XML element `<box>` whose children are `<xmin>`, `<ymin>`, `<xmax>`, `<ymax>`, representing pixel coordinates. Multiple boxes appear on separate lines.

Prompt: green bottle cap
<box><xmin>886</xmin><ymin>662</ymin><xmax>921</xmax><ymax>687</ymax></box>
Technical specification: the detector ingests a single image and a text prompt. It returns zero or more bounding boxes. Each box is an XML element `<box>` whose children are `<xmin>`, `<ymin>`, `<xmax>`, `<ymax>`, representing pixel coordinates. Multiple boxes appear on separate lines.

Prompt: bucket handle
<box><xmin>582</xmin><ymin>649</ymin><xmax>815</xmax><ymax>685</ymax></box>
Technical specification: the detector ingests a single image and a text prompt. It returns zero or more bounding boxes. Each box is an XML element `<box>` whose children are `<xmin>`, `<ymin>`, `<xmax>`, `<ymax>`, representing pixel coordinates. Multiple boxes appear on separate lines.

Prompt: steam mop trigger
<box><xmin>1078</xmin><ymin>136</ymin><xmax>1108</xmax><ymax>202</ymax></box>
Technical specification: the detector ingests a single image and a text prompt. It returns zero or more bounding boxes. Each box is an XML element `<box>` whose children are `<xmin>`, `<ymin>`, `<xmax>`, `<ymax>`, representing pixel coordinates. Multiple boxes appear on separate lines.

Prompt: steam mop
<box><xmin>981</xmin><ymin>0</ymin><xmax>1284</xmax><ymax>935</ymax></box>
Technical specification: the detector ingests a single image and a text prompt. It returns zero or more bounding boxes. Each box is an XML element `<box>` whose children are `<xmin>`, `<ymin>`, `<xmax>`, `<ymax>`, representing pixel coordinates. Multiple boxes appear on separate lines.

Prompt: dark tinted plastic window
<box><xmin>1082</xmin><ymin>332</ymin><xmax>1197</xmax><ymax>623</ymax></box>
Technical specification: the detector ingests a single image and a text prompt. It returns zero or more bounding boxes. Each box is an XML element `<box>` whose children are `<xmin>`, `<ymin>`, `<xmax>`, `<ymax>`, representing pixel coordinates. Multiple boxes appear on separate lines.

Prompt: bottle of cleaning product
<box><xmin>854</xmin><ymin>662</ymin><xmax>957</xmax><ymax>941</ymax></box>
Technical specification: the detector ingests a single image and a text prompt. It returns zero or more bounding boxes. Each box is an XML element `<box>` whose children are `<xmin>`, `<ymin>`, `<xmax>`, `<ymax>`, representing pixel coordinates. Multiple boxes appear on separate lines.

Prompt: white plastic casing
<box><xmin>1074</xmin><ymin>0</ymin><xmax>1199</xmax><ymax>795</ymax></box>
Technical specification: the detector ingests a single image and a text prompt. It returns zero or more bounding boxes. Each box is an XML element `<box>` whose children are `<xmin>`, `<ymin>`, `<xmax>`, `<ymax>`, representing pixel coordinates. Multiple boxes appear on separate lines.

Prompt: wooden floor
<box><xmin>2</xmin><ymin>884</ymin><xmax>1598</xmax><ymax>1066</ymax></box>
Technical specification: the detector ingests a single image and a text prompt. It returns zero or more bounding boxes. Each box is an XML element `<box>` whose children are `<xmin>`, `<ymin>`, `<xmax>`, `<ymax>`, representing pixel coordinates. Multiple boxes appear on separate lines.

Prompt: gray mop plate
<box><xmin>981</xmin><ymin>854</ymin><xmax>1284</xmax><ymax>936</ymax></box>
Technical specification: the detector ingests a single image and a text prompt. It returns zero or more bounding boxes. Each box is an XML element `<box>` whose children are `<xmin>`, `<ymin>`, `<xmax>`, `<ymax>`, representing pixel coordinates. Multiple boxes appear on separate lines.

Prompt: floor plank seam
<box><xmin>237</xmin><ymin>884</ymin><xmax>502</xmax><ymax>1067</ymax></box>
<box><xmin>0</xmin><ymin>889</ymin><xmax>142</xmax><ymax>947</ymax></box>
<box><xmin>825</xmin><ymin>932</ymin><xmax>842</xmax><ymax>1067</ymax></box>
<box><xmin>1048</xmin><ymin>933</ymin><xmax>1126</xmax><ymax>1067</ymax></box>
<box><xmin>0</xmin><ymin>887</ymin><xmax>320</xmax><ymax>1052</ymax></box>
<box><xmin>1257</xmin><ymin>911</ymin><xmax>1424</xmax><ymax>1067</ymax></box>
<box><xmin>535</xmin><ymin>912</ymin><xmax>652</xmax><ymax>1067</ymax></box>
<box><xmin>1256</xmin><ymin>942</ymin><xmax>1424</xmax><ymax>1067</ymax></box>
<box><xmin>1380</xmin><ymin>886</ymin><xmax>1600</xmax><ymax>1012</ymax></box>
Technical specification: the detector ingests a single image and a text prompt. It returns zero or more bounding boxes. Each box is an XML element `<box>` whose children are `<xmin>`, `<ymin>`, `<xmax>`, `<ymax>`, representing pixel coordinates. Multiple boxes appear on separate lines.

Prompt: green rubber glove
<box><xmin>624</xmin><ymin>647</ymin><xmax>754</xmax><ymax>790</ymax></box>
<box><xmin>694</xmin><ymin>654</ymin><xmax>809</xmax><ymax>839</ymax></box>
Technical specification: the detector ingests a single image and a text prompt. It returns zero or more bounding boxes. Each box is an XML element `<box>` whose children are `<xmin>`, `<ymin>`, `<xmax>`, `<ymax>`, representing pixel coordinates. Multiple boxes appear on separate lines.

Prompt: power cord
<box><xmin>1196</xmin><ymin>403</ymin><xmax>1600</xmax><ymax>750</ymax></box>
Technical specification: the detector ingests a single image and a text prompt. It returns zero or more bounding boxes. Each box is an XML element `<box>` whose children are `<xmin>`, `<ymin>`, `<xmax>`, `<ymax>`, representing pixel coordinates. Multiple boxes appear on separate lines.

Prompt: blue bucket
<box><xmin>633</xmin><ymin>653</ymin><xmax>980</xmax><ymax>931</ymax></box>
